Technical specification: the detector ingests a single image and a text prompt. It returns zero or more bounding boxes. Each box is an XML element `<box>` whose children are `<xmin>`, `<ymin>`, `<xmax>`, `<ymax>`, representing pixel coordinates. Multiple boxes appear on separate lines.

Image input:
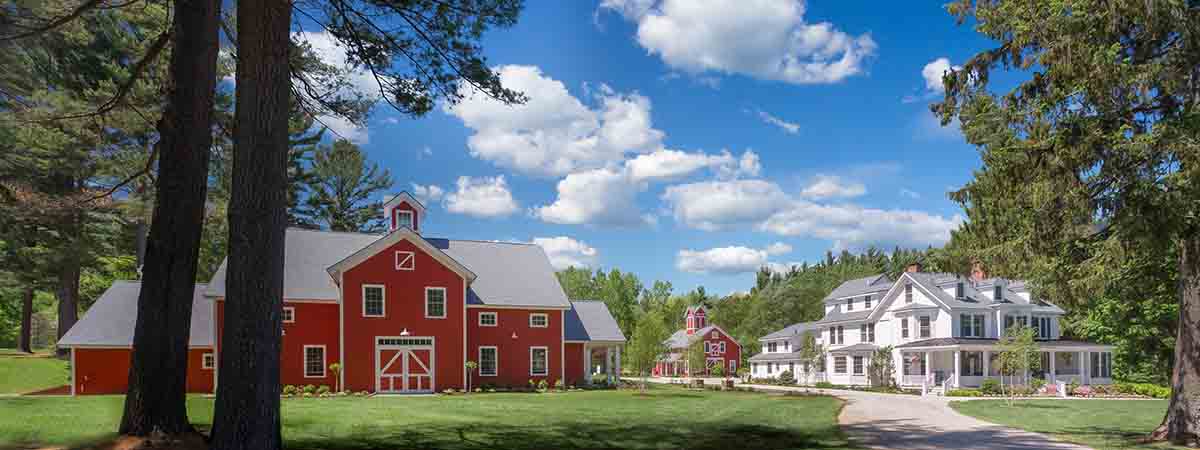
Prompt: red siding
<box><xmin>467</xmin><ymin>308</ymin><xmax>563</xmax><ymax>388</ymax></box>
<box><xmin>73</xmin><ymin>348</ymin><xmax>213</xmax><ymax>395</ymax></box>
<box><xmin>564</xmin><ymin>343</ymin><xmax>585</xmax><ymax>386</ymax></box>
<box><xmin>698</xmin><ymin>328</ymin><xmax>742</xmax><ymax>375</ymax></box>
<box><xmin>342</xmin><ymin>238</ymin><xmax>466</xmax><ymax>392</ymax></box>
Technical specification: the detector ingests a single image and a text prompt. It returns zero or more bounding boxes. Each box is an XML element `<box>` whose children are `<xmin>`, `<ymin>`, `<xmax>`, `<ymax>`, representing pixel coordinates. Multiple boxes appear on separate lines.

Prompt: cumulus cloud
<box><xmin>532</xmin><ymin>236</ymin><xmax>599</xmax><ymax>270</ymax></box>
<box><xmin>411</xmin><ymin>183</ymin><xmax>445</xmax><ymax>205</ymax></box>
<box><xmin>661</xmin><ymin>179</ymin><xmax>791</xmax><ymax>231</ymax></box>
<box><xmin>799</xmin><ymin>174</ymin><xmax>867</xmax><ymax>199</ymax></box>
<box><xmin>601</xmin><ymin>0</ymin><xmax>876</xmax><ymax>85</ymax></box>
<box><xmin>921</xmin><ymin>57</ymin><xmax>960</xmax><ymax>93</ymax></box>
<box><xmin>676</xmin><ymin>242</ymin><xmax>793</xmax><ymax>274</ymax></box>
<box><xmin>292</xmin><ymin>31</ymin><xmax>381</xmax><ymax>143</ymax></box>
<box><xmin>444</xmin><ymin>176</ymin><xmax>520</xmax><ymax>218</ymax></box>
<box><xmin>755</xmin><ymin>109</ymin><xmax>800</xmax><ymax>134</ymax></box>
<box><xmin>662</xmin><ymin>178</ymin><xmax>961</xmax><ymax>249</ymax></box>
<box><xmin>626</xmin><ymin>148</ymin><xmax>759</xmax><ymax>182</ymax></box>
<box><xmin>445</xmin><ymin>65</ymin><xmax>665</xmax><ymax>177</ymax></box>
<box><xmin>531</xmin><ymin>167</ymin><xmax>648</xmax><ymax>226</ymax></box>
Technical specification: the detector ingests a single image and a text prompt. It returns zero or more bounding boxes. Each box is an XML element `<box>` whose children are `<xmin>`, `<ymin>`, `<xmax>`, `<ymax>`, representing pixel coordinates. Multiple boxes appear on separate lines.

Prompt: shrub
<box><xmin>1043</xmin><ymin>383</ymin><xmax>1058</xmax><ymax>396</ymax></box>
<box><xmin>814</xmin><ymin>381</ymin><xmax>835</xmax><ymax>389</ymax></box>
<box><xmin>980</xmin><ymin>379</ymin><xmax>1001</xmax><ymax>396</ymax></box>
<box><xmin>315</xmin><ymin>385</ymin><xmax>331</xmax><ymax>396</ymax></box>
<box><xmin>302</xmin><ymin>384</ymin><xmax>317</xmax><ymax>394</ymax></box>
<box><xmin>282</xmin><ymin>385</ymin><xmax>298</xmax><ymax>396</ymax></box>
<box><xmin>1030</xmin><ymin>378</ymin><xmax>1047</xmax><ymax>392</ymax></box>
<box><xmin>1067</xmin><ymin>380</ymin><xmax>1081</xmax><ymax>395</ymax></box>
<box><xmin>1008</xmin><ymin>385</ymin><xmax>1034</xmax><ymax>396</ymax></box>
<box><xmin>777</xmin><ymin>370</ymin><xmax>795</xmax><ymax>385</ymax></box>
<box><xmin>537</xmin><ymin>379</ymin><xmax>549</xmax><ymax>391</ymax></box>
<box><xmin>1072</xmin><ymin>385</ymin><xmax>1093</xmax><ymax>397</ymax></box>
<box><xmin>554</xmin><ymin>379</ymin><xmax>565</xmax><ymax>391</ymax></box>
<box><xmin>946</xmin><ymin>389</ymin><xmax>983</xmax><ymax>397</ymax></box>
<box><xmin>1116</xmin><ymin>382</ymin><xmax>1171</xmax><ymax>399</ymax></box>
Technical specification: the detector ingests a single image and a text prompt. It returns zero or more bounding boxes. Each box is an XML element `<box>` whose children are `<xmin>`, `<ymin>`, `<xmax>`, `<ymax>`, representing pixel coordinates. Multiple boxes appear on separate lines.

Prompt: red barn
<box><xmin>652</xmin><ymin>305</ymin><xmax>741</xmax><ymax>377</ymax></box>
<box><xmin>59</xmin><ymin>192</ymin><xmax>626</xmax><ymax>395</ymax></box>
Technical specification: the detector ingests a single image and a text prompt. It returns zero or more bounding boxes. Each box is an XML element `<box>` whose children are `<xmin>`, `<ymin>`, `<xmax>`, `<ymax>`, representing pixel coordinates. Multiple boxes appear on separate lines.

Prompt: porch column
<box><xmin>1082</xmin><ymin>351</ymin><xmax>1090</xmax><ymax>384</ymax></box>
<box><xmin>614</xmin><ymin>346</ymin><xmax>622</xmax><ymax>381</ymax></box>
<box><xmin>953</xmin><ymin>350</ymin><xmax>961</xmax><ymax>387</ymax></box>
<box><xmin>923</xmin><ymin>352</ymin><xmax>929</xmax><ymax>376</ymax></box>
<box><xmin>1049</xmin><ymin>351</ymin><xmax>1056</xmax><ymax>383</ymax></box>
<box><xmin>606</xmin><ymin>346</ymin><xmax>614</xmax><ymax>382</ymax></box>
<box><xmin>583</xmin><ymin>345</ymin><xmax>592</xmax><ymax>385</ymax></box>
<box><xmin>983</xmin><ymin>350</ymin><xmax>990</xmax><ymax>379</ymax></box>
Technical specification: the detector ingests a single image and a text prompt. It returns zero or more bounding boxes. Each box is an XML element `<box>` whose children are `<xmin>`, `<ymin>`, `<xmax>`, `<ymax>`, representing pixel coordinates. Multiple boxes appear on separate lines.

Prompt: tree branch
<box><xmin>0</xmin><ymin>0</ymin><xmax>105</xmax><ymax>41</ymax></box>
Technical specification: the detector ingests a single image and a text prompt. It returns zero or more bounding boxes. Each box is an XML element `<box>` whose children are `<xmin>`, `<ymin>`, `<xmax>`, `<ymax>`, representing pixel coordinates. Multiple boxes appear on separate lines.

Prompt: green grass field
<box><xmin>0</xmin><ymin>387</ymin><xmax>857</xmax><ymax>450</ymax></box>
<box><xmin>950</xmin><ymin>399</ymin><xmax>1183</xmax><ymax>450</ymax></box>
<box><xmin>0</xmin><ymin>348</ymin><xmax>68</xmax><ymax>394</ymax></box>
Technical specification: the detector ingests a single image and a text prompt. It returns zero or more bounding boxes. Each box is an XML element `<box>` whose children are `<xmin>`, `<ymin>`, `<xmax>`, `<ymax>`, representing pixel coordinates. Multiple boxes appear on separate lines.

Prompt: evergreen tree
<box><xmin>299</xmin><ymin>139</ymin><xmax>394</xmax><ymax>233</ymax></box>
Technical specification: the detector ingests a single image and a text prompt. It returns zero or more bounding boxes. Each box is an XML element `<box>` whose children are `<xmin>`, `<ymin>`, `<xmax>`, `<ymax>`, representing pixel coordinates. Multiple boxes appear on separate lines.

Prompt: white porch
<box><xmin>583</xmin><ymin>342</ymin><xmax>622</xmax><ymax>384</ymax></box>
<box><xmin>898</xmin><ymin>346</ymin><xmax>1114</xmax><ymax>391</ymax></box>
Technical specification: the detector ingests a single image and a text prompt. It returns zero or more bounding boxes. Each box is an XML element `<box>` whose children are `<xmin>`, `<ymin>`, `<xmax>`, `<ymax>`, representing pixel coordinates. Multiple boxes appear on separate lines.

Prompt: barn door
<box><xmin>375</xmin><ymin>337</ymin><xmax>435</xmax><ymax>393</ymax></box>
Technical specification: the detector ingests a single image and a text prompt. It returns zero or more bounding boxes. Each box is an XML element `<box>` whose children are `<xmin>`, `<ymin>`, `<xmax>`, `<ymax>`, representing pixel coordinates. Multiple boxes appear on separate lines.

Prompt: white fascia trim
<box><xmin>326</xmin><ymin>227</ymin><xmax>475</xmax><ymax>284</ymax></box>
<box><xmin>465</xmin><ymin>304</ymin><xmax>571</xmax><ymax>310</ymax></box>
<box><xmin>70</xmin><ymin>348</ymin><xmax>76</xmax><ymax>396</ymax></box>
<box><xmin>339</xmin><ymin>271</ymin><xmax>346</xmax><ymax>392</ymax></box>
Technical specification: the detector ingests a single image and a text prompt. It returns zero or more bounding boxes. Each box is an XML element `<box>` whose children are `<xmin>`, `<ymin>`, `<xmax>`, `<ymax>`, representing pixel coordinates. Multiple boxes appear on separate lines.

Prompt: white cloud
<box><xmin>921</xmin><ymin>57</ymin><xmax>960</xmax><ymax>93</ymax></box>
<box><xmin>411</xmin><ymin>183</ymin><xmax>445</xmax><ymax>205</ymax></box>
<box><xmin>661</xmin><ymin>179</ymin><xmax>791</xmax><ymax>231</ymax></box>
<box><xmin>799</xmin><ymin>174</ymin><xmax>866</xmax><ymax>199</ymax></box>
<box><xmin>444</xmin><ymin>176</ymin><xmax>520</xmax><ymax>218</ymax></box>
<box><xmin>292</xmin><ymin>31</ymin><xmax>382</xmax><ymax>144</ymax></box>
<box><xmin>532</xmin><ymin>236</ymin><xmax>599</xmax><ymax>270</ymax></box>
<box><xmin>676</xmin><ymin>243</ymin><xmax>792</xmax><ymax>274</ymax></box>
<box><xmin>531</xmin><ymin>167</ymin><xmax>648</xmax><ymax>226</ymax></box>
<box><xmin>755</xmin><ymin>109</ymin><xmax>800</xmax><ymax>134</ymax></box>
<box><xmin>315</xmin><ymin>114</ymin><xmax>370</xmax><ymax>144</ymax></box>
<box><xmin>900</xmin><ymin>188</ymin><xmax>921</xmax><ymax>199</ymax></box>
<box><xmin>446</xmin><ymin>65</ymin><xmax>665</xmax><ymax>177</ymax></box>
<box><xmin>757</xmin><ymin>201</ymin><xmax>962</xmax><ymax>250</ymax></box>
<box><xmin>662</xmin><ymin>177</ymin><xmax>961</xmax><ymax>249</ymax></box>
<box><xmin>602</xmin><ymin>0</ymin><xmax>876</xmax><ymax>85</ymax></box>
<box><xmin>626</xmin><ymin>148</ymin><xmax>761</xmax><ymax>182</ymax></box>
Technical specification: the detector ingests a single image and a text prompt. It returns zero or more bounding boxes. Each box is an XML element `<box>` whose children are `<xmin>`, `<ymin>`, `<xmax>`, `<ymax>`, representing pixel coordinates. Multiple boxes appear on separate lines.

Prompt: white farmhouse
<box><xmin>749</xmin><ymin>263</ymin><xmax>1115</xmax><ymax>394</ymax></box>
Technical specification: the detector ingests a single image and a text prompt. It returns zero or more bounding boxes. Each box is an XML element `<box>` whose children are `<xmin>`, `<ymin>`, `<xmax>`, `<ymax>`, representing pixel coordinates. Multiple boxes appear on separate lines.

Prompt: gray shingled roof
<box><xmin>748</xmin><ymin>351</ymin><xmax>806</xmax><ymax>362</ymax></box>
<box><xmin>564</xmin><ymin>301</ymin><xmax>626</xmax><ymax>342</ymax></box>
<box><xmin>891</xmin><ymin>303</ymin><xmax>939</xmax><ymax>312</ymax></box>
<box><xmin>823</xmin><ymin>274</ymin><xmax>893</xmax><ymax>301</ymax></box>
<box><xmin>829</xmin><ymin>343</ymin><xmax>879</xmax><ymax>353</ymax></box>
<box><xmin>814</xmin><ymin>309</ymin><xmax>872</xmax><ymax>324</ymax></box>
<box><xmin>207</xmin><ymin>228</ymin><xmax>571</xmax><ymax>309</ymax></box>
<box><xmin>904</xmin><ymin>272</ymin><xmax>988</xmax><ymax>308</ymax></box>
<box><xmin>762</xmin><ymin>322</ymin><xmax>818</xmax><ymax>340</ymax></box>
<box><xmin>664</xmin><ymin>326</ymin><xmax>715</xmax><ymax>348</ymax></box>
<box><xmin>59</xmin><ymin>281</ymin><xmax>213</xmax><ymax>348</ymax></box>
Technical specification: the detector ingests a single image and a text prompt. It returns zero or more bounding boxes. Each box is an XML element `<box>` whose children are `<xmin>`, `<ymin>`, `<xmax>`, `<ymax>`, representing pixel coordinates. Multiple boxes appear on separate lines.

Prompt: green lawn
<box><xmin>950</xmin><ymin>399</ymin><xmax>1184</xmax><ymax>450</ymax></box>
<box><xmin>0</xmin><ymin>387</ymin><xmax>857</xmax><ymax>450</ymax></box>
<box><xmin>0</xmin><ymin>349</ymin><xmax>68</xmax><ymax>394</ymax></box>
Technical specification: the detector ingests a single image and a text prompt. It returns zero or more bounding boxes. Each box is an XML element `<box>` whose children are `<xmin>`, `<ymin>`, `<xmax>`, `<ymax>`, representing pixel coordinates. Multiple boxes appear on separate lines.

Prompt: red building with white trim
<box><xmin>652</xmin><ymin>305</ymin><xmax>742</xmax><ymax>377</ymax></box>
<box><xmin>58</xmin><ymin>192</ymin><xmax>625</xmax><ymax>394</ymax></box>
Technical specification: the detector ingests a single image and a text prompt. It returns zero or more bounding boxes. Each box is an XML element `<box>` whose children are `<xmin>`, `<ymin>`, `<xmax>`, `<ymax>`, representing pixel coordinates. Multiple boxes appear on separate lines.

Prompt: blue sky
<box><xmin>296</xmin><ymin>1</ymin><xmax>1001</xmax><ymax>296</ymax></box>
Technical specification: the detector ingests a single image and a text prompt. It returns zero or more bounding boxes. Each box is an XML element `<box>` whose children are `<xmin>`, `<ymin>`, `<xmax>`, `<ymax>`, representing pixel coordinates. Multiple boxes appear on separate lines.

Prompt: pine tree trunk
<box><xmin>1153</xmin><ymin>235</ymin><xmax>1200</xmax><ymax>445</ymax></box>
<box><xmin>19</xmin><ymin>287</ymin><xmax>33</xmax><ymax>353</ymax></box>
<box><xmin>55</xmin><ymin>253</ymin><xmax>79</xmax><ymax>357</ymax></box>
<box><xmin>118</xmin><ymin>0</ymin><xmax>221</xmax><ymax>436</ymax></box>
<box><xmin>209</xmin><ymin>0</ymin><xmax>291</xmax><ymax>448</ymax></box>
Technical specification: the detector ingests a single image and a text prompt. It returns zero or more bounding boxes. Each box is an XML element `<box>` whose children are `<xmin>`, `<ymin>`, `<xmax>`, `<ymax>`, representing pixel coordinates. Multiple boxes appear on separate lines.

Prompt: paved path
<box><xmin>748</xmin><ymin>384</ymin><xmax>1091</xmax><ymax>450</ymax></box>
<box><xmin>647</xmin><ymin>379</ymin><xmax>1090</xmax><ymax>450</ymax></box>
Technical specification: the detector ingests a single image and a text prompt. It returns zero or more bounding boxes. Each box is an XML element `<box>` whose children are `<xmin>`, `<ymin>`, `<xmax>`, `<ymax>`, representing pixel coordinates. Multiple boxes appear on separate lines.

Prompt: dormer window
<box><xmin>864</xmin><ymin>295</ymin><xmax>872</xmax><ymax>309</ymax></box>
<box><xmin>905</xmin><ymin>283</ymin><xmax>913</xmax><ymax>303</ymax></box>
<box><xmin>994</xmin><ymin>286</ymin><xmax>1003</xmax><ymax>301</ymax></box>
<box><xmin>956</xmin><ymin>282</ymin><xmax>965</xmax><ymax>299</ymax></box>
<box><xmin>396</xmin><ymin>210</ymin><xmax>414</xmax><ymax>230</ymax></box>
<box><xmin>846</xmin><ymin>299</ymin><xmax>853</xmax><ymax>311</ymax></box>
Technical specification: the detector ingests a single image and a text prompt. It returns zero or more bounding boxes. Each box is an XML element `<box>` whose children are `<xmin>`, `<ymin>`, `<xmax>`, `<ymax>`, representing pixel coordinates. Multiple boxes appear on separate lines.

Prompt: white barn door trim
<box><xmin>375</xmin><ymin>336</ymin><xmax>436</xmax><ymax>394</ymax></box>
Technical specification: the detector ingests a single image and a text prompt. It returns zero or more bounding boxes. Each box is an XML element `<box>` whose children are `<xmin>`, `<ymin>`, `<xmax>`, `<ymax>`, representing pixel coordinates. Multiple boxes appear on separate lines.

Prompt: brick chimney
<box><xmin>971</xmin><ymin>260</ymin><xmax>987</xmax><ymax>282</ymax></box>
<box><xmin>905</xmin><ymin>262</ymin><xmax>923</xmax><ymax>273</ymax></box>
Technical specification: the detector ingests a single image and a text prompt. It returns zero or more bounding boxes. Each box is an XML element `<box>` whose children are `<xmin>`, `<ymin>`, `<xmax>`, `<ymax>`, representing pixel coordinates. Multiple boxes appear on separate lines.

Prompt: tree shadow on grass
<box><xmin>842</xmin><ymin>418</ymin><xmax>1089</xmax><ymax>450</ymax></box>
<box><xmin>285</xmin><ymin>420</ymin><xmax>857</xmax><ymax>450</ymax></box>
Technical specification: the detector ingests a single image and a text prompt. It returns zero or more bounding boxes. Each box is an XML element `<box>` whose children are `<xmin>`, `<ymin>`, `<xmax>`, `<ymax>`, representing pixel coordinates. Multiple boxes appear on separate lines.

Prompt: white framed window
<box><xmin>919</xmin><ymin>316</ymin><xmax>932</xmax><ymax>338</ymax></box>
<box><xmin>529</xmin><ymin>313</ymin><xmax>548</xmax><ymax>328</ymax></box>
<box><xmin>395</xmin><ymin>209</ymin><xmax>414</xmax><ymax>229</ymax></box>
<box><xmin>719</xmin><ymin>342</ymin><xmax>726</xmax><ymax>354</ymax></box>
<box><xmin>1091</xmin><ymin>352</ymin><xmax>1112</xmax><ymax>378</ymax></box>
<box><xmin>836</xmin><ymin>326</ymin><xmax>845</xmax><ymax>344</ymax></box>
<box><xmin>905</xmin><ymin>283</ymin><xmax>913</xmax><ymax>303</ymax></box>
<box><xmin>710</xmin><ymin>330</ymin><xmax>718</xmax><ymax>339</ymax></box>
<box><xmin>478</xmin><ymin>312</ymin><xmax>497</xmax><ymax>327</ymax></box>
<box><xmin>864</xmin><ymin>295</ymin><xmax>872</xmax><ymax>309</ymax></box>
<box><xmin>861</xmin><ymin>323</ymin><xmax>875</xmax><ymax>343</ymax></box>
<box><xmin>961</xmin><ymin>314</ymin><xmax>985</xmax><ymax>338</ymax></box>
<box><xmin>834</xmin><ymin>356</ymin><xmax>847</xmax><ymax>374</ymax></box>
<box><xmin>425</xmin><ymin>287</ymin><xmax>446</xmax><ymax>319</ymax></box>
<box><xmin>478</xmin><ymin>346</ymin><xmax>498</xmax><ymax>376</ymax></box>
<box><xmin>767</xmin><ymin>342</ymin><xmax>778</xmax><ymax>352</ymax></box>
<box><xmin>846</xmin><ymin>298</ymin><xmax>854</xmax><ymax>311</ymax></box>
<box><xmin>362</xmin><ymin>285</ymin><xmax>385</xmax><ymax>317</ymax></box>
<box><xmin>853</xmin><ymin>356</ymin><xmax>864</xmax><ymax>375</ymax></box>
<box><xmin>282</xmin><ymin>306</ymin><xmax>295</xmax><ymax>323</ymax></box>
<box><xmin>395</xmin><ymin>251</ymin><xmax>415</xmax><ymax>271</ymax></box>
<box><xmin>304</xmin><ymin>345</ymin><xmax>326</xmax><ymax>378</ymax></box>
<box><xmin>529</xmin><ymin>346</ymin><xmax>548</xmax><ymax>376</ymax></box>
<box><xmin>703</xmin><ymin>341</ymin><xmax>711</xmax><ymax>353</ymax></box>
<box><xmin>1033</xmin><ymin>316</ymin><xmax>1052</xmax><ymax>339</ymax></box>
<box><xmin>729</xmin><ymin>360</ymin><xmax>737</xmax><ymax>374</ymax></box>
<box><xmin>901</xmin><ymin>318</ymin><xmax>910</xmax><ymax>338</ymax></box>
<box><xmin>994</xmin><ymin>285</ymin><xmax>1003</xmax><ymax>301</ymax></box>
<box><xmin>202</xmin><ymin>353</ymin><xmax>215</xmax><ymax>370</ymax></box>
